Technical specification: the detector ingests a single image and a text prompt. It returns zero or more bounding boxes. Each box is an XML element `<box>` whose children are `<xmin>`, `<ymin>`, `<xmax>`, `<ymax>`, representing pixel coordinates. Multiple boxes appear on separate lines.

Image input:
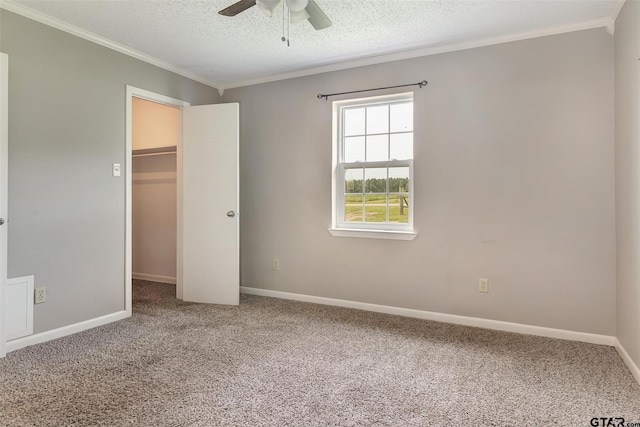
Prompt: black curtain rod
<box><xmin>317</xmin><ymin>80</ymin><xmax>428</xmax><ymax>100</ymax></box>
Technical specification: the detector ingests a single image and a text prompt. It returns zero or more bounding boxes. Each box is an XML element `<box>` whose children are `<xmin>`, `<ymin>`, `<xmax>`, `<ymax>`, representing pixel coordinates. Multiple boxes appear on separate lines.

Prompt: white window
<box><xmin>331</xmin><ymin>93</ymin><xmax>415</xmax><ymax>239</ymax></box>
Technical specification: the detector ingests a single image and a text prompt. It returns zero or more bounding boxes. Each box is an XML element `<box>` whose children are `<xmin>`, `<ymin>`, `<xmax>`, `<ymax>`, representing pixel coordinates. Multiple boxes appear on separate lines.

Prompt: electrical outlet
<box><xmin>479</xmin><ymin>278</ymin><xmax>489</xmax><ymax>293</ymax></box>
<box><xmin>34</xmin><ymin>287</ymin><xmax>46</xmax><ymax>304</ymax></box>
<box><xmin>272</xmin><ymin>258</ymin><xmax>280</xmax><ymax>271</ymax></box>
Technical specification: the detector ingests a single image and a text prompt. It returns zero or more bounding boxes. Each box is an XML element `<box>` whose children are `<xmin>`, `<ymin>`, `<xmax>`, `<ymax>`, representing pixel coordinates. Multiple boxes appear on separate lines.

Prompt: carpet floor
<box><xmin>1</xmin><ymin>280</ymin><xmax>639</xmax><ymax>426</ymax></box>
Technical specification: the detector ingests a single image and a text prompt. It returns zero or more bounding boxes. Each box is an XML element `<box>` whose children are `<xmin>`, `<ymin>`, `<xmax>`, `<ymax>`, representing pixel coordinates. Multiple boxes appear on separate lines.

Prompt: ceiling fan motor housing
<box><xmin>286</xmin><ymin>0</ymin><xmax>309</xmax><ymax>12</ymax></box>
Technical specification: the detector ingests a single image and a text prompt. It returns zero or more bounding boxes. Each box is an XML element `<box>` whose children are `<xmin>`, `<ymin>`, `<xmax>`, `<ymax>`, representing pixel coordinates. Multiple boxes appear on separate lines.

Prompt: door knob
<box><xmin>0</xmin><ymin>218</ymin><xmax>4</xmax><ymax>225</ymax></box>
<box><xmin>226</xmin><ymin>211</ymin><xmax>236</xmax><ymax>218</ymax></box>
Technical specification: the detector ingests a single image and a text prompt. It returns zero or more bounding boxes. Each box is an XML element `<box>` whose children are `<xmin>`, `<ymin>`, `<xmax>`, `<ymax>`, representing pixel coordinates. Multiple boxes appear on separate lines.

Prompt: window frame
<box><xmin>331</xmin><ymin>92</ymin><xmax>416</xmax><ymax>239</ymax></box>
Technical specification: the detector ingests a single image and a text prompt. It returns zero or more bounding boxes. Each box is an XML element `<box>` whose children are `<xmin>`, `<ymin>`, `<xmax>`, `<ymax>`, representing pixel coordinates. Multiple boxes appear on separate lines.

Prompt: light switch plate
<box><xmin>112</xmin><ymin>163</ymin><xmax>121</xmax><ymax>177</ymax></box>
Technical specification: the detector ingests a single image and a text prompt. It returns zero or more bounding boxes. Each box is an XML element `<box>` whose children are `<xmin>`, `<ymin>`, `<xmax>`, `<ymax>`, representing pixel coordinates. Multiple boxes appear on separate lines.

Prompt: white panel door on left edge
<box><xmin>1</xmin><ymin>53</ymin><xmax>9</xmax><ymax>357</ymax></box>
<box><xmin>181</xmin><ymin>103</ymin><xmax>239</xmax><ymax>305</ymax></box>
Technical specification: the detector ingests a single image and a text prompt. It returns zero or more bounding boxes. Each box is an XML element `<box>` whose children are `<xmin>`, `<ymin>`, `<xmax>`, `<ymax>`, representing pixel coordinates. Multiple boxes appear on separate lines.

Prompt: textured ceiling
<box><xmin>3</xmin><ymin>0</ymin><xmax>620</xmax><ymax>88</ymax></box>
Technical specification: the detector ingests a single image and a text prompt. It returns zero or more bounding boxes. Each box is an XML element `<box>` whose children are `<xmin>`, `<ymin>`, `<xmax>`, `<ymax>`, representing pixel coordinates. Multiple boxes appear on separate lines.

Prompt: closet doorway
<box><xmin>131</xmin><ymin>97</ymin><xmax>180</xmax><ymax>290</ymax></box>
<box><xmin>125</xmin><ymin>86</ymin><xmax>240</xmax><ymax>316</ymax></box>
<box><xmin>126</xmin><ymin>87</ymin><xmax>189</xmax><ymax>313</ymax></box>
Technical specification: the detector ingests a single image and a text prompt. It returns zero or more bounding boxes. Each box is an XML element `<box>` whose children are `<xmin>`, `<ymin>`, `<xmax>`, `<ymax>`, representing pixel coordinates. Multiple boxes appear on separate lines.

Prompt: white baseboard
<box><xmin>615</xmin><ymin>339</ymin><xmax>640</xmax><ymax>386</ymax></box>
<box><xmin>6</xmin><ymin>310</ymin><xmax>129</xmax><ymax>353</ymax></box>
<box><xmin>240</xmin><ymin>286</ymin><xmax>616</xmax><ymax>347</ymax></box>
<box><xmin>132</xmin><ymin>273</ymin><xmax>176</xmax><ymax>285</ymax></box>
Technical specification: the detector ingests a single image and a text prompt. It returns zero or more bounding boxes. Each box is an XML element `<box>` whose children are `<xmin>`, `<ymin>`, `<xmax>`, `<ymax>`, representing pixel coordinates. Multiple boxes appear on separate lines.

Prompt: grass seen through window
<box><xmin>345</xmin><ymin>194</ymin><xmax>409</xmax><ymax>223</ymax></box>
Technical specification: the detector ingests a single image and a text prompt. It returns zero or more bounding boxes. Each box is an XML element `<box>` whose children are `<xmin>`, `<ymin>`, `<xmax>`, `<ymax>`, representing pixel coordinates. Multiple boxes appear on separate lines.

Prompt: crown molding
<box><xmin>605</xmin><ymin>0</ymin><xmax>626</xmax><ymax>34</ymax></box>
<box><xmin>1</xmin><ymin>0</ymin><xmax>615</xmax><ymax>92</ymax></box>
<box><xmin>0</xmin><ymin>0</ymin><xmax>221</xmax><ymax>89</ymax></box>
<box><xmin>609</xmin><ymin>0</ymin><xmax>626</xmax><ymax>22</ymax></box>
<box><xmin>221</xmin><ymin>16</ymin><xmax>612</xmax><ymax>90</ymax></box>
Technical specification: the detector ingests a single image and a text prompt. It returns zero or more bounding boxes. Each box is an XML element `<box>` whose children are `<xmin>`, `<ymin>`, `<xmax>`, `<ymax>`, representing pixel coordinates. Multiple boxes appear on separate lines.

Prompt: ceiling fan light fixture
<box><xmin>256</xmin><ymin>0</ymin><xmax>282</xmax><ymax>17</ymax></box>
<box><xmin>285</xmin><ymin>0</ymin><xmax>309</xmax><ymax>12</ymax></box>
<box><xmin>290</xmin><ymin>8</ymin><xmax>310</xmax><ymax>24</ymax></box>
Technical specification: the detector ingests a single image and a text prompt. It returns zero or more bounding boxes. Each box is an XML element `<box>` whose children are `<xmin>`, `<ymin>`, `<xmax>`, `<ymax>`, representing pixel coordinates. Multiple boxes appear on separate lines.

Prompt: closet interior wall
<box><xmin>131</xmin><ymin>97</ymin><xmax>179</xmax><ymax>284</ymax></box>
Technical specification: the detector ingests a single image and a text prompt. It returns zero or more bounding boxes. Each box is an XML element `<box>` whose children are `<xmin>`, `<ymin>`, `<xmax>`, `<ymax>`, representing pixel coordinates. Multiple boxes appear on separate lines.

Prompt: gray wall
<box><xmin>615</xmin><ymin>1</ymin><xmax>640</xmax><ymax>369</ymax></box>
<box><xmin>0</xmin><ymin>8</ymin><xmax>620</xmax><ymax>339</ymax></box>
<box><xmin>224</xmin><ymin>28</ymin><xmax>616</xmax><ymax>335</ymax></box>
<box><xmin>0</xmin><ymin>10</ymin><xmax>220</xmax><ymax>334</ymax></box>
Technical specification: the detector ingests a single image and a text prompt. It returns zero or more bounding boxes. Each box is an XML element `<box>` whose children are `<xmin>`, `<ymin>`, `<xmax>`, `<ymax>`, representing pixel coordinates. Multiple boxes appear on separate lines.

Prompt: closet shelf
<box><xmin>132</xmin><ymin>146</ymin><xmax>177</xmax><ymax>157</ymax></box>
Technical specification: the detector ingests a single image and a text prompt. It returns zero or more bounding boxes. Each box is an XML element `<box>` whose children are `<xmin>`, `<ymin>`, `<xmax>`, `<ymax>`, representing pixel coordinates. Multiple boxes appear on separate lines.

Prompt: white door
<box><xmin>0</xmin><ymin>53</ymin><xmax>8</xmax><ymax>357</ymax></box>
<box><xmin>181</xmin><ymin>103</ymin><xmax>239</xmax><ymax>305</ymax></box>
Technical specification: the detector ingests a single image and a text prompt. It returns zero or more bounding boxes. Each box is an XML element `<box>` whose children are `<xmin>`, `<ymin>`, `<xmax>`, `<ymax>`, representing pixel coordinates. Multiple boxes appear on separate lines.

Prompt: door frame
<box><xmin>0</xmin><ymin>53</ymin><xmax>8</xmax><ymax>358</ymax></box>
<box><xmin>125</xmin><ymin>86</ymin><xmax>189</xmax><ymax>315</ymax></box>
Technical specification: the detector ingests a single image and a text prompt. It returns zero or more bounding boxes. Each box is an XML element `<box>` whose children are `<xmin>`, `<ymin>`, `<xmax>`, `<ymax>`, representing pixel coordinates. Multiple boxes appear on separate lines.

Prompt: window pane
<box><xmin>344</xmin><ymin>136</ymin><xmax>365</xmax><ymax>162</ymax></box>
<box><xmin>364</xmin><ymin>168</ymin><xmax>387</xmax><ymax>193</ymax></box>
<box><xmin>389</xmin><ymin>167</ymin><xmax>409</xmax><ymax>192</ymax></box>
<box><xmin>366</xmin><ymin>105</ymin><xmax>389</xmax><ymax>134</ymax></box>
<box><xmin>389</xmin><ymin>194</ymin><xmax>409</xmax><ymax>223</ymax></box>
<box><xmin>337</xmin><ymin>96</ymin><xmax>413</xmax><ymax>229</ymax></box>
<box><xmin>389</xmin><ymin>133</ymin><xmax>413</xmax><ymax>160</ymax></box>
<box><xmin>366</xmin><ymin>135</ymin><xmax>388</xmax><ymax>162</ymax></box>
<box><xmin>344</xmin><ymin>168</ymin><xmax>363</xmax><ymax>193</ymax></box>
<box><xmin>390</xmin><ymin>102</ymin><xmax>413</xmax><ymax>132</ymax></box>
<box><xmin>344</xmin><ymin>195</ymin><xmax>363</xmax><ymax>222</ymax></box>
<box><xmin>344</xmin><ymin>108</ymin><xmax>365</xmax><ymax>136</ymax></box>
<box><xmin>365</xmin><ymin>195</ymin><xmax>387</xmax><ymax>223</ymax></box>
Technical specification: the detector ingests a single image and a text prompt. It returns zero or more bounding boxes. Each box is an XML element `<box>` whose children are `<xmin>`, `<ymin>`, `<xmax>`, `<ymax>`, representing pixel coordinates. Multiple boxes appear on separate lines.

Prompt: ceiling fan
<box><xmin>219</xmin><ymin>0</ymin><xmax>332</xmax><ymax>30</ymax></box>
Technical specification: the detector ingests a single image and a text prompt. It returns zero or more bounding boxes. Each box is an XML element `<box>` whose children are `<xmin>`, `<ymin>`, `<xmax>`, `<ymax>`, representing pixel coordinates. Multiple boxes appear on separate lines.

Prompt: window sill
<box><xmin>328</xmin><ymin>228</ymin><xmax>417</xmax><ymax>241</ymax></box>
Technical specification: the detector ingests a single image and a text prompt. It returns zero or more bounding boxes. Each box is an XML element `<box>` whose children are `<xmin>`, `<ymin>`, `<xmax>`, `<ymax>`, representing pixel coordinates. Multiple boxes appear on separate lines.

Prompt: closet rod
<box><xmin>132</xmin><ymin>151</ymin><xmax>177</xmax><ymax>158</ymax></box>
<box><xmin>317</xmin><ymin>80</ymin><xmax>427</xmax><ymax>100</ymax></box>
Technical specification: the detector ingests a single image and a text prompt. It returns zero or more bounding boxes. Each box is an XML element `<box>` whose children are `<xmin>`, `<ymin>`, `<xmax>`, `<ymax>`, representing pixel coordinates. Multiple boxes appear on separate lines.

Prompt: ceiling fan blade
<box><xmin>305</xmin><ymin>0</ymin><xmax>332</xmax><ymax>30</ymax></box>
<box><xmin>218</xmin><ymin>0</ymin><xmax>256</xmax><ymax>16</ymax></box>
